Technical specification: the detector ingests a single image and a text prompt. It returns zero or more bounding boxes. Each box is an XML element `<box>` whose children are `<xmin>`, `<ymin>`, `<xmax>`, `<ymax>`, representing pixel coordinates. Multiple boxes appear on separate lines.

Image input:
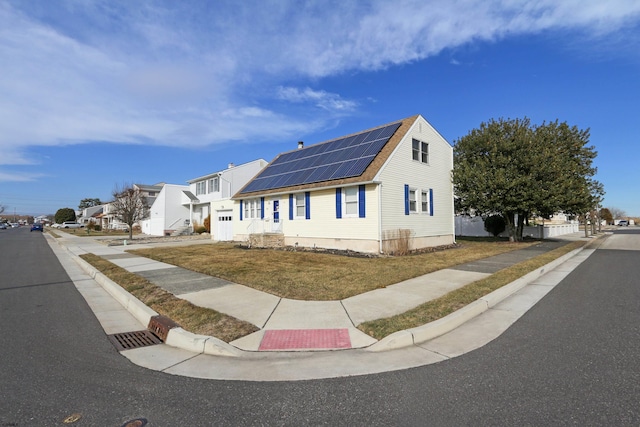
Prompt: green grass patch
<box><xmin>358</xmin><ymin>240</ymin><xmax>586</xmax><ymax>339</ymax></box>
<box><xmin>80</xmin><ymin>253</ymin><xmax>258</xmax><ymax>342</ymax></box>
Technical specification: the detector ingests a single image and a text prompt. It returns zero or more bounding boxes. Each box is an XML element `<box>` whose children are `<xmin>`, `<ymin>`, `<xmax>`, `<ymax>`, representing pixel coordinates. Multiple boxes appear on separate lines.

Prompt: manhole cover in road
<box><xmin>107</xmin><ymin>330</ymin><xmax>162</xmax><ymax>351</ymax></box>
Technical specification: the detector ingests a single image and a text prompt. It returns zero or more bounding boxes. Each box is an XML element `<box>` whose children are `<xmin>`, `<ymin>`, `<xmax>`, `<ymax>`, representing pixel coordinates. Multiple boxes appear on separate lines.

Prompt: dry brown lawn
<box><xmin>129</xmin><ymin>238</ymin><xmax>539</xmax><ymax>301</ymax></box>
<box><xmin>358</xmin><ymin>240</ymin><xmax>586</xmax><ymax>339</ymax></box>
<box><xmin>80</xmin><ymin>254</ymin><xmax>258</xmax><ymax>342</ymax></box>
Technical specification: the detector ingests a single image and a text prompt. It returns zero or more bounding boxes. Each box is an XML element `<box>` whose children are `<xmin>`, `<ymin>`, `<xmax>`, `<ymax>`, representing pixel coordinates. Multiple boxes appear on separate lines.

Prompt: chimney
<box><xmin>228</xmin><ymin>163</ymin><xmax>234</xmax><ymax>168</ymax></box>
<box><xmin>298</xmin><ymin>141</ymin><xmax>304</xmax><ymax>149</ymax></box>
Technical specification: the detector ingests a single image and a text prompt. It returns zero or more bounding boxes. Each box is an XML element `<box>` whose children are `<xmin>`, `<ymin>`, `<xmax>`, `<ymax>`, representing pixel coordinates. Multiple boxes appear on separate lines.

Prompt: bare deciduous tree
<box><xmin>608</xmin><ymin>206</ymin><xmax>627</xmax><ymax>220</ymax></box>
<box><xmin>110</xmin><ymin>184</ymin><xmax>149</xmax><ymax>239</ymax></box>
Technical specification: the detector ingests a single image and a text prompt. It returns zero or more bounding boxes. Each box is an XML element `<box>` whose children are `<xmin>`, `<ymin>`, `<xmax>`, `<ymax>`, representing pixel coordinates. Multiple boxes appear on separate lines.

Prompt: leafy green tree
<box><xmin>453</xmin><ymin>117</ymin><xmax>602</xmax><ymax>241</ymax></box>
<box><xmin>55</xmin><ymin>208</ymin><xmax>76</xmax><ymax>224</ymax></box>
<box><xmin>78</xmin><ymin>198</ymin><xmax>103</xmax><ymax>210</ymax></box>
<box><xmin>600</xmin><ymin>208</ymin><xmax>613</xmax><ymax>225</ymax></box>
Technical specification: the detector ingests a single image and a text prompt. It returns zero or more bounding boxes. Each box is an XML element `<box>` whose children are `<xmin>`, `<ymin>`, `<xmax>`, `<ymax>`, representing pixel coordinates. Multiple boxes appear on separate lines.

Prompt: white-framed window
<box><xmin>421</xmin><ymin>190</ymin><xmax>429</xmax><ymax>213</ymax></box>
<box><xmin>208</xmin><ymin>177</ymin><xmax>219</xmax><ymax>193</ymax></box>
<box><xmin>196</xmin><ymin>181</ymin><xmax>206</xmax><ymax>195</ymax></box>
<box><xmin>295</xmin><ymin>193</ymin><xmax>306</xmax><ymax>218</ymax></box>
<box><xmin>344</xmin><ymin>187</ymin><xmax>358</xmax><ymax>217</ymax></box>
<box><xmin>409</xmin><ymin>188</ymin><xmax>417</xmax><ymax>213</ymax></box>
<box><xmin>243</xmin><ymin>199</ymin><xmax>262</xmax><ymax>219</ymax></box>
<box><xmin>412</xmin><ymin>138</ymin><xmax>429</xmax><ymax>164</ymax></box>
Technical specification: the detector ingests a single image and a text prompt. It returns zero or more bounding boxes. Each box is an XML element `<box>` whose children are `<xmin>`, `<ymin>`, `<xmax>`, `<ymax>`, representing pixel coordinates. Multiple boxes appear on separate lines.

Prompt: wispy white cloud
<box><xmin>0</xmin><ymin>170</ymin><xmax>45</xmax><ymax>182</ymax></box>
<box><xmin>1</xmin><ymin>0</ymin><xmax>639</xmax><ymax>176</ymax></box>
<box><xmin>277</xmin><ymin>87</ymin><xmax>357</xmax><ymax>113</ymax></box>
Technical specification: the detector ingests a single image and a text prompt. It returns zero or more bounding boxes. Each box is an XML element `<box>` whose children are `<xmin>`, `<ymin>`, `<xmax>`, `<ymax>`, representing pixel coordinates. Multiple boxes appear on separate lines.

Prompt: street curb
<box><xmin>367</xmin><ymin>246</ymin><xmax>586</xmax><ymax>352</ymax></box>
<box><xmin>52</xmin><ymin>234</ymin><xmax>591</xmax><ymax>357</ymax></box>
<box><xmin>51</xmin><ymin>237</ymin><xmax>242</xmax><ymax>358</ymax></box>
<box><xmin>72</xmin><ymin>253</ymin><xmax>157</xmax><ymax>327</ymax></box>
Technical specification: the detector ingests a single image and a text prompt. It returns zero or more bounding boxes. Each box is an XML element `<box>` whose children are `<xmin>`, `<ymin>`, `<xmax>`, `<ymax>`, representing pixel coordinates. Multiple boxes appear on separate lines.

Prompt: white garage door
<box><xmin>216</xmin><ymin>210</ymin><xmax>233</xmax><ymax>241</ymax></box>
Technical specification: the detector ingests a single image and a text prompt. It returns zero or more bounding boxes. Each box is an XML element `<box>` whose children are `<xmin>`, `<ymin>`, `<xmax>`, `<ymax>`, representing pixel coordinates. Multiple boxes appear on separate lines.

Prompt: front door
<box><xmin>272</xmin><ymin>199</ymin><xmax>281</xmax><ymax>232</ymax></box>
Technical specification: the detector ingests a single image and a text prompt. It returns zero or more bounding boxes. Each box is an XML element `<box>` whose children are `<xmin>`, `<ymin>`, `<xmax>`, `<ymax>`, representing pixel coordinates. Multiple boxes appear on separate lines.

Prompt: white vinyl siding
<box><xmin>377</xmin><ymin>116</ymin><xmax>454</xmax><ymax>237</ymax></box>
<box><xmin>283</xmin><ymin>187</ymin><xmax>379</xmax><ymax>242</ymax></box>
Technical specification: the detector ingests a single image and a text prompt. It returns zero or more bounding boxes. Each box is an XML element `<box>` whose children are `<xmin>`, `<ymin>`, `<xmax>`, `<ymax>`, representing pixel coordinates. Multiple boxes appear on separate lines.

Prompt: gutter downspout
<box><xmin>378</xmin><ymin>183</ymin><xmax>384</xmax><ymax>254</ymax></box>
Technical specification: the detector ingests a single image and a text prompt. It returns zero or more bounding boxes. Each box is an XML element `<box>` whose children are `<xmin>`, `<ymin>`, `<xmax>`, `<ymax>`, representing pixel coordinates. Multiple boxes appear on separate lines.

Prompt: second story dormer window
<box><xmin>208</xmin><ymin>177</ymin><xmax>220</xmax><ymax>193</ymax></box>
<box><xmin>196</xmin><ymin>181</ymin><xmax>206</xmax><ymax>195</ymax></box>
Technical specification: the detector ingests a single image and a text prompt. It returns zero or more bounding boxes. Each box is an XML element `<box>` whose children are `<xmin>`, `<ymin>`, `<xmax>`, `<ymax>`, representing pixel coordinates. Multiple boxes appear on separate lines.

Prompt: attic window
<box><xmin>412</xmin><ymin>139</ymin><xmax>429</xmax><ymax>164</ymax></box>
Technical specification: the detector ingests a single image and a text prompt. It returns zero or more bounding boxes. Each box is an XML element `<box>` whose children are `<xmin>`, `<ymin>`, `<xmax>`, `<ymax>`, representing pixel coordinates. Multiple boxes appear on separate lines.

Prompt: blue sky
<box><xmin>1</xmin><ymin>0</ymin><xmax>639</xmax><ymax>217</ymax></box>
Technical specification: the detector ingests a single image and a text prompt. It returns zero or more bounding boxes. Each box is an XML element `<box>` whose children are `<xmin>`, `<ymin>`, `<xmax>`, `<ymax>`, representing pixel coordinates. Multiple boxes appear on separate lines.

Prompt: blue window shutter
<box><xmin>429</xmin><ymin>189</ymin><xmax>434</xmax><ymax>216</ymax></box>
<box><xmin>239</xmin><ymin>200</ymin><xmax>243</xmax><ymax>221</ymax></box>
<box><xmin>336</xmin><ymin>188</ymin><xmax>342</xmax><ymax>219</ymax></box>
<box><xmin>305</xmin><ymin>192</ymin><xmax>310</xmax><ymax>220</ymax></box>
<box><xmin>260</xmin><ymin>197</ymin><xmax>265</xmax><ymax>219</ymax></box>
<box><xmin>289</xmin><ymin>194</ymin><xmax>293</xmax><ymax>220</ymax></box>
<box><xmin>404</xmin><ymin>184</ymin><xmax>409</xmax><ymax>215</ymax></box>
<box><xmin>358</xmin><ymin>185</ymin><xmax>366</xmax><ymax>218</ymax></box>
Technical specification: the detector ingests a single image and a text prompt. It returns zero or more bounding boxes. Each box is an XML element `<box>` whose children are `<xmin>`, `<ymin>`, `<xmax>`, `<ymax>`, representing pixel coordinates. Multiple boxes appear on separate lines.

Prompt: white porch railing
<box><xmin>168</xmin><ymin>217</ymin><xmax>186</xmax><ymax>229</ymax></box>
<box><xmin>246</xmin><ymin>218</ymin><xmax>284</xmax><ymax>234</ymax></box>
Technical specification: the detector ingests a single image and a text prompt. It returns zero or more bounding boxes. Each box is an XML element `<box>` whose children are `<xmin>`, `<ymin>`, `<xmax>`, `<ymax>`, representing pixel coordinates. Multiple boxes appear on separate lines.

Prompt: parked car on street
<box><xmin>618</xmin><ymin>220</ymin><xmax>629</xmax><ymax>226</ymax></box>
<box><xmin>31</xmin><ymin>223</ymin><xmax>43</xmax><ymax>232</ymax></box>
<box><xmin>61</xmin><ymin>221</ymin><xmax>83</xmax><ymax>229</ymax></box>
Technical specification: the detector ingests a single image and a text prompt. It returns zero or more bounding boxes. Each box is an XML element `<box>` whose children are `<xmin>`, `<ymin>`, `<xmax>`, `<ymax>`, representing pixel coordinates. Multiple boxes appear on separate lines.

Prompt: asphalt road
<box><xmin>1</xmin><ymin>227</ymin><xmax>639</xmax><ymax>426</ymax></box>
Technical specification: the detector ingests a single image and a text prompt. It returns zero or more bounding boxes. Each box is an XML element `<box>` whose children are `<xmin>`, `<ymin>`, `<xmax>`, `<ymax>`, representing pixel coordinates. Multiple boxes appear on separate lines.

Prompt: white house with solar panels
<box><xmin>230</xmin><ymin>115</ymin><xmax>455</xmax><ymax>254</ymax></box>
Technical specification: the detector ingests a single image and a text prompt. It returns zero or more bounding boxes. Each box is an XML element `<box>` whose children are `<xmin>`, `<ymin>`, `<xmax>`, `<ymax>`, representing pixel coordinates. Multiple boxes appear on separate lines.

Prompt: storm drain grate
<box><xmin>108</xmin><ymin>330</ymin><xmax>163</xmax><ymax>351</ymax></box>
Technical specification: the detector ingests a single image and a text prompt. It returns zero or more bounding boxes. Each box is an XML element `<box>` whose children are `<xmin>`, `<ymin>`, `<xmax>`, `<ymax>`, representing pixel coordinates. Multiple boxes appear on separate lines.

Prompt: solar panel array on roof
<box><xmin>240</xmin><ymin>122</ymin><xmax>402</xmax><ymax>194</ymax></box>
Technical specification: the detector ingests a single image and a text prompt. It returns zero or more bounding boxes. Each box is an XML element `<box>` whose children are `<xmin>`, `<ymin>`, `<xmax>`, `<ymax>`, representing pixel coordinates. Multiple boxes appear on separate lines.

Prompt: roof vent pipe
<box><xmin>298</xmin><ymin>141</ymin><xmax>304</xmax><ymax>149</ymax></box>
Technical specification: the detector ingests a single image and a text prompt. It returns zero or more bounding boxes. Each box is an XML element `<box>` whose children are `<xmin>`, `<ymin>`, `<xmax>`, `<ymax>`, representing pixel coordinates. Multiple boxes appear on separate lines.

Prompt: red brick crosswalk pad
<box><xmin>259</xmin><ymin>328</ymin><xmax>352</xmax><ymax>351</ymax></box>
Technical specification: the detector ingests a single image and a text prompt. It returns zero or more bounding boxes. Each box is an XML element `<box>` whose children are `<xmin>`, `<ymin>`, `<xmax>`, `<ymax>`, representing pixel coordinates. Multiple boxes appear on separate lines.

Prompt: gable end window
<box><xmin>412</xmin><ymin>139</ymin><xmax>429</xmax><ymax>164</ymax></box>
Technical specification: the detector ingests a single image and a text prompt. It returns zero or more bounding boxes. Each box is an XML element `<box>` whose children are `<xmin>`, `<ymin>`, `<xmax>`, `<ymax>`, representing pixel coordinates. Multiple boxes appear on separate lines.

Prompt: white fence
<box><xmin>455</xmin><ymin>216</ymin><xmax>579</xmax><ymax>239</ymax></box>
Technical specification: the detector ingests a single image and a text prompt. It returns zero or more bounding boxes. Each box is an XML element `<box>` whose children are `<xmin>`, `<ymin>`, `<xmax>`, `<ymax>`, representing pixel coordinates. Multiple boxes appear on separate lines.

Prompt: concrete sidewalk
<box><xmin>47</xmin><ymin>231</ymin><xmax>601</xmax><ymax>381</ymax></box>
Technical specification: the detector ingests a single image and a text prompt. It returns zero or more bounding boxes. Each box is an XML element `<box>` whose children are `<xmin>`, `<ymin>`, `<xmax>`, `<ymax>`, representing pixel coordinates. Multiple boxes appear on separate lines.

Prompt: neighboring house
<box><xmin>233</xmin><ymin>114</ymin><xmax>455</xmax><ymax>254</ymax></box>
<box><xmin>102</xmin><ymin>183</ymin><xmax>164</xmax><ymax>231</ymax></box>
<box><xmin>185</xmin><ymin>159</ymin><xmax>268</xmax><ymax>239</ymax></box>
<box><xmin>77</xmin><ymin>205</ymin><xmax>105</xmax><ymax>226</ymax></box>
<box><xmin>140</xmin><ymin>184</ymin><xmax>191</xmax><ymax>236</ymax></box>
